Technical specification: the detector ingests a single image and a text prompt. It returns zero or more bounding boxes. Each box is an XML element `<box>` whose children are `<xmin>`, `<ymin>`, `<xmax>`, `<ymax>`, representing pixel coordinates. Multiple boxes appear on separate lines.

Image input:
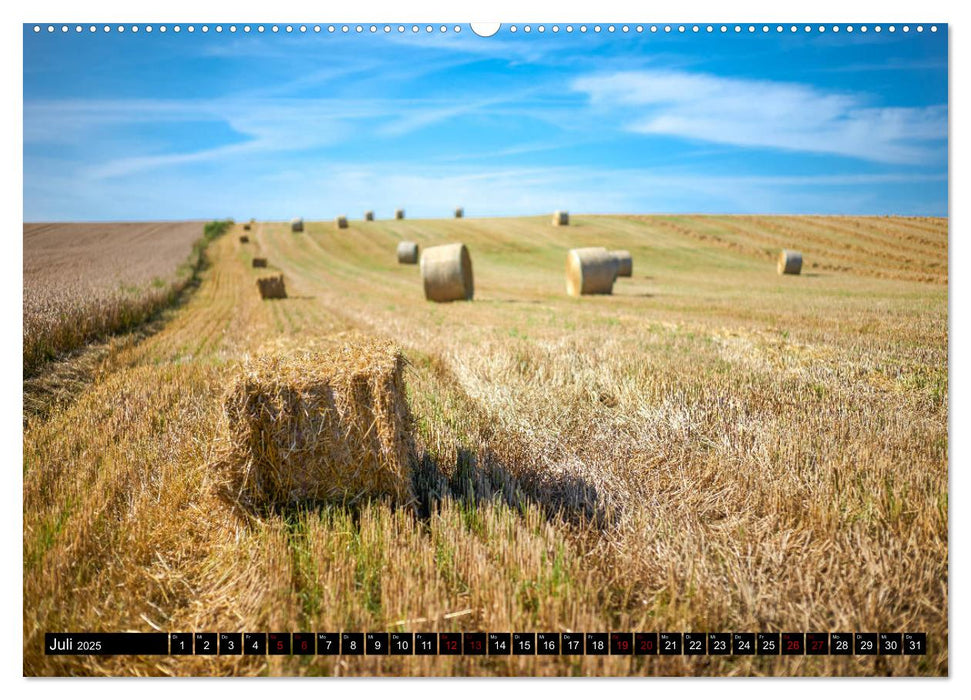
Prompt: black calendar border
<box><xmin>44</xmin><ymin>631</ymin><xmax>927</xmax><ymax>657</ymax></box>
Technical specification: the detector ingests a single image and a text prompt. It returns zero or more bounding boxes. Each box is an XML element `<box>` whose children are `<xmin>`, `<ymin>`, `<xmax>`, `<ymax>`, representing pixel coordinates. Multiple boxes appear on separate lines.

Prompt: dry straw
<box><xmin>222</xmin><ymin>332</ymin><xmax>415</xmax><ymax>507</ymax></box>
<box><xmin>611</xmin><ymin>250</ymin><xmax>633</xmax><ymax>277</ymax></box>
<box><xmin>454</xmin><ymin>207</ymin><xmax>464</xmax><ymax>219</ymax></box>
<box><xmin>553</xmin><ymin>211</ymin><xmax>570</xmax><ymax>226</ymax></box>
<box><xmin>395</xmin><ymin>209</ymin><xmax>405</xmax><ymax>220</ymax></box>
<box><xmin>397</xmin><ymin>241</ymin><xmax>419</xmax><ymax>264</ymax></box>
<box><xmin>239</xmin><ymin>235</ymin><xmax>250</xmax><ymax>244</ymax></box>
<box><xmin>778</xmin><ymin>249</ymin><xmax>803</xmax><ymax>275</ymax></box>
<box><xmin>421</xmin><ymin>243</ymin><xmax>473</xmax><ymax>302</ymax></box>
<box><xmin>335</xmin><ymin>216</ymin><xmax>349</xmax><ymax>230</ymax></box>
<box><xmin>364</xmin><ymin>210</ymin><xmax>375</xmax><ymax>221</ymax></box>
<box><xmin>291</xmin><ymin>218</ymin><xmax>304</xmax><ymax>233</ymax></box>
<box><xmin>566</xmin><ymin>247</ymin><xmax>618</xmax><ymax>296</ymax></box>
<box><xmin>252</xmin><ymin>257</ymin><xmax>268</xmax><ymax>268</ymax></box>
<box><xmin>256</xmin><ymin>275</ymin><xmax>287</xmax><ymax>299</ymax></box>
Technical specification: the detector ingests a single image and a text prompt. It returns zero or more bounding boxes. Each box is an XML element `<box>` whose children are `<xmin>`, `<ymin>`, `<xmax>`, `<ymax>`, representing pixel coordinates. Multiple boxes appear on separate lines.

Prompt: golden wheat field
<box><xmin>23</xmin><ymin>222</ymin><xmax>208</xmax><ymax>377</ymax></box>
<box><xmin>22</xmin><ymin>214</ymin><xmax>948</xmax><ymax>677</ymax></box>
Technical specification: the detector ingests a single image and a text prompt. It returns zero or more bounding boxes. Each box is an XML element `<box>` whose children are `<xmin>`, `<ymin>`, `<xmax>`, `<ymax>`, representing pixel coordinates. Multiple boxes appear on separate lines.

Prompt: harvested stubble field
<box><xmin>23</xmin><ymin>221</ymin><xmax>207</xmax><ymax>377</ymax></box>
<box><xmin>23</xmin><ymin>214</ymin><xmax>948</xmax><ymax>676</ymax></box>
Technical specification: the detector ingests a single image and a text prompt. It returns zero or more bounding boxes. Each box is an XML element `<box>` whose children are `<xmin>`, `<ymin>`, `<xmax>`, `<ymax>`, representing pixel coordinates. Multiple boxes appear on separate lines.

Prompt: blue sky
<box><xmin>23</xmin><ymin>24</ymin><xmax>948</xmax><ymax>220</ymax></box>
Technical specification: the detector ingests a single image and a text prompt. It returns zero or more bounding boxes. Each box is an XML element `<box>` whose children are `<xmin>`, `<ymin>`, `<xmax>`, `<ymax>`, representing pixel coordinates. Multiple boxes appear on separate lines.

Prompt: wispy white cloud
<box><xmin>810</xmin><ymin>57</ymin><xmax>948</xmax><ymax>73</ymax></box>
<box><xmin>380</xmin><ymin>31</ymin><xmax>570</xmax><ymax>64</ymax></box>
<box><xmin>35</xmin><ymin>99</ymin><xmax>358</xmax><ymax>179</ymax></box>
<box><xmin>572</xmin><ymin>70</ymin><xmax>947</xmax><ymax>165</ymax></box>
<box><xmin>24</xmin><ymin>94</ymin><xmax>541</xmax><ymax>179</ymax></box>
<box><xmin>376</xmin><ymin>90</ymin><xmax>544</xmax><ymax>137</ymax></box>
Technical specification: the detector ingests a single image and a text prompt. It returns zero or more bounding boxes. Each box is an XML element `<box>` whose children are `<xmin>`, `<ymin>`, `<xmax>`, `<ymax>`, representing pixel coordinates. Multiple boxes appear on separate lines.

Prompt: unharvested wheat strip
<box><xmin>420</xmin><ymin>243</ymin><xmax>473</xmax><ymax>302</ymax></box>
<box><xmin>397</xmin><ymin>241</ymin><xmax>419</xmax><ymax>265</ymax></box>
<box><xmin>566</xmin><ymin>247</ymin><xmax>617</xmax><ymax>296</ymax></box>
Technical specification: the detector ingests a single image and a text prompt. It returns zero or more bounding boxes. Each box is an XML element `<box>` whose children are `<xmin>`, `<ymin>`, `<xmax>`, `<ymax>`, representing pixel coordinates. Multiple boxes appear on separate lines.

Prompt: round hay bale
<box><xmin>778</xmin><ymin>249</ymin><xmax>803</xmax><ymax>275</ymax></box>
<box><xmin>291</xmin><ymin>217</ymin><xmax>304</xmax><ymax>233</ymax></box>
<box><xmin>252</xmin><ymin>257</ymin><xmax>268</xmax><ymax>268</ymax></box>
<box><xmin>364</xmin><ymin>210</ymin><xmax>375</xmax><ymax>221</ymax></box>
<box><xmin>566</xmin><ymin>247</ymin><xmax>618</xmax><ymax>296</ymax></box>
<box><xmin>256</xmin><ymin>274</ymin><xmax>287</xmax><ymax>299</ymax></box>
<box><xmin>395</xmin><ymin>209</ymin><xmax>405</xmax><ymax>220</ymax></box>
<box><xmin>243</xmin><ymin>223</ymin><xmax>252</xmax><ymax>231</ymax></box>
<box><xmin>239</xmin><ymin>235</ymin><xmax>250</xmax><ymax>244</ymax></box>
<box><xmin>553</xmin><ymin>210</ymin><xmax>569</xmax><ymax>226</ymax></box>
<box><xmin>222</xmin><ymin>332</ymin><xmax>415</xmax><ymax>507</ymax></box>
<box><xmin>397</xmin><ymin>241</ymin><xmax>419</xmax><ymax>264</ymax></box>
<box><xmin>335</xmin><ymin>215</ymin><xmax>348</xmax><ymax>229</ymax></box>
<box><xmin>454</xmin><ymin>207</ymin><xmax>464</xmax><ymax>219</ymax></box>
<box><xmin>420</xmin><ymin>243</ymin><xmax>473</xmax><ymax>302</ymax></box>
<box><xmin>611</xmin><ymin>250</ymin><xmax>633</xmax><ymax>277</ymax></box>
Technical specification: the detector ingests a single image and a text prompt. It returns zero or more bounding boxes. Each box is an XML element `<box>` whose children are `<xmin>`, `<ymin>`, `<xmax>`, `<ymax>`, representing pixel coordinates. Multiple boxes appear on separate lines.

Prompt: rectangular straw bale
<box><xmin>256</xmin><ymin>274</ymin><xmax>287</xmax><ymax>299</ymax></box>
<box><xmin>252</xmin><ymin>257</ymin><xmax>268</xmax><ymax>268</ymax></box>
<box><xmin>223</xmin><ymin>333</ymin><xmax>415</xmax><ymax>507</ymax></box>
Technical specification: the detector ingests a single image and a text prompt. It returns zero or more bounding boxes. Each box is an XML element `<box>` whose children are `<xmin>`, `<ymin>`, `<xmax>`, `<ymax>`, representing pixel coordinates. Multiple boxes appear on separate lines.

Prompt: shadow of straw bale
<box><xmin>411</xmin><ymin>445</ymin><xmax>607</xmax><ymax>528</ymax></box>
<box><xmin>221</xmin><ymin>442</ymin><xmax>606</xmax><ymax>532</ymax></box>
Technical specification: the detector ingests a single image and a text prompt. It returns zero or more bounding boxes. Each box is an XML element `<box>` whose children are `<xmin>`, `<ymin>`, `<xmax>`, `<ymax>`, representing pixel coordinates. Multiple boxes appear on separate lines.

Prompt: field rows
<box><xmin>631</xmin><ymin>215</ymin><xmax>947</xmax><ymax>284</ymax></box>
<box><xmin>23</xmin><ymin>215</ymin><xmax>948</xmax><ymax>676</ymax></box>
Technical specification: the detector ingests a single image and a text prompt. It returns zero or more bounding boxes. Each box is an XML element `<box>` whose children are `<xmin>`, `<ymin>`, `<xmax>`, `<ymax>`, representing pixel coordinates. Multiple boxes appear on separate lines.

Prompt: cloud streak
<box><xmin>25</xmin><ymin>95</ymin><xmax>540</xmax><ymax>179</ymax></box>
<box><xmin>572</xmin><ymin>69</ymin><xmax>947</xmax><ymax>165</ymax></box>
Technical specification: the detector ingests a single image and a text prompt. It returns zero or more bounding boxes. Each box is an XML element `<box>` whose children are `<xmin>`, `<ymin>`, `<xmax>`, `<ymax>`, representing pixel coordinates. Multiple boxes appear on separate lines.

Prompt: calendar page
<box><xmin>20</xmin><ymin>10</ymin><xmax>949</xmax><ymax>681</ymax></box>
